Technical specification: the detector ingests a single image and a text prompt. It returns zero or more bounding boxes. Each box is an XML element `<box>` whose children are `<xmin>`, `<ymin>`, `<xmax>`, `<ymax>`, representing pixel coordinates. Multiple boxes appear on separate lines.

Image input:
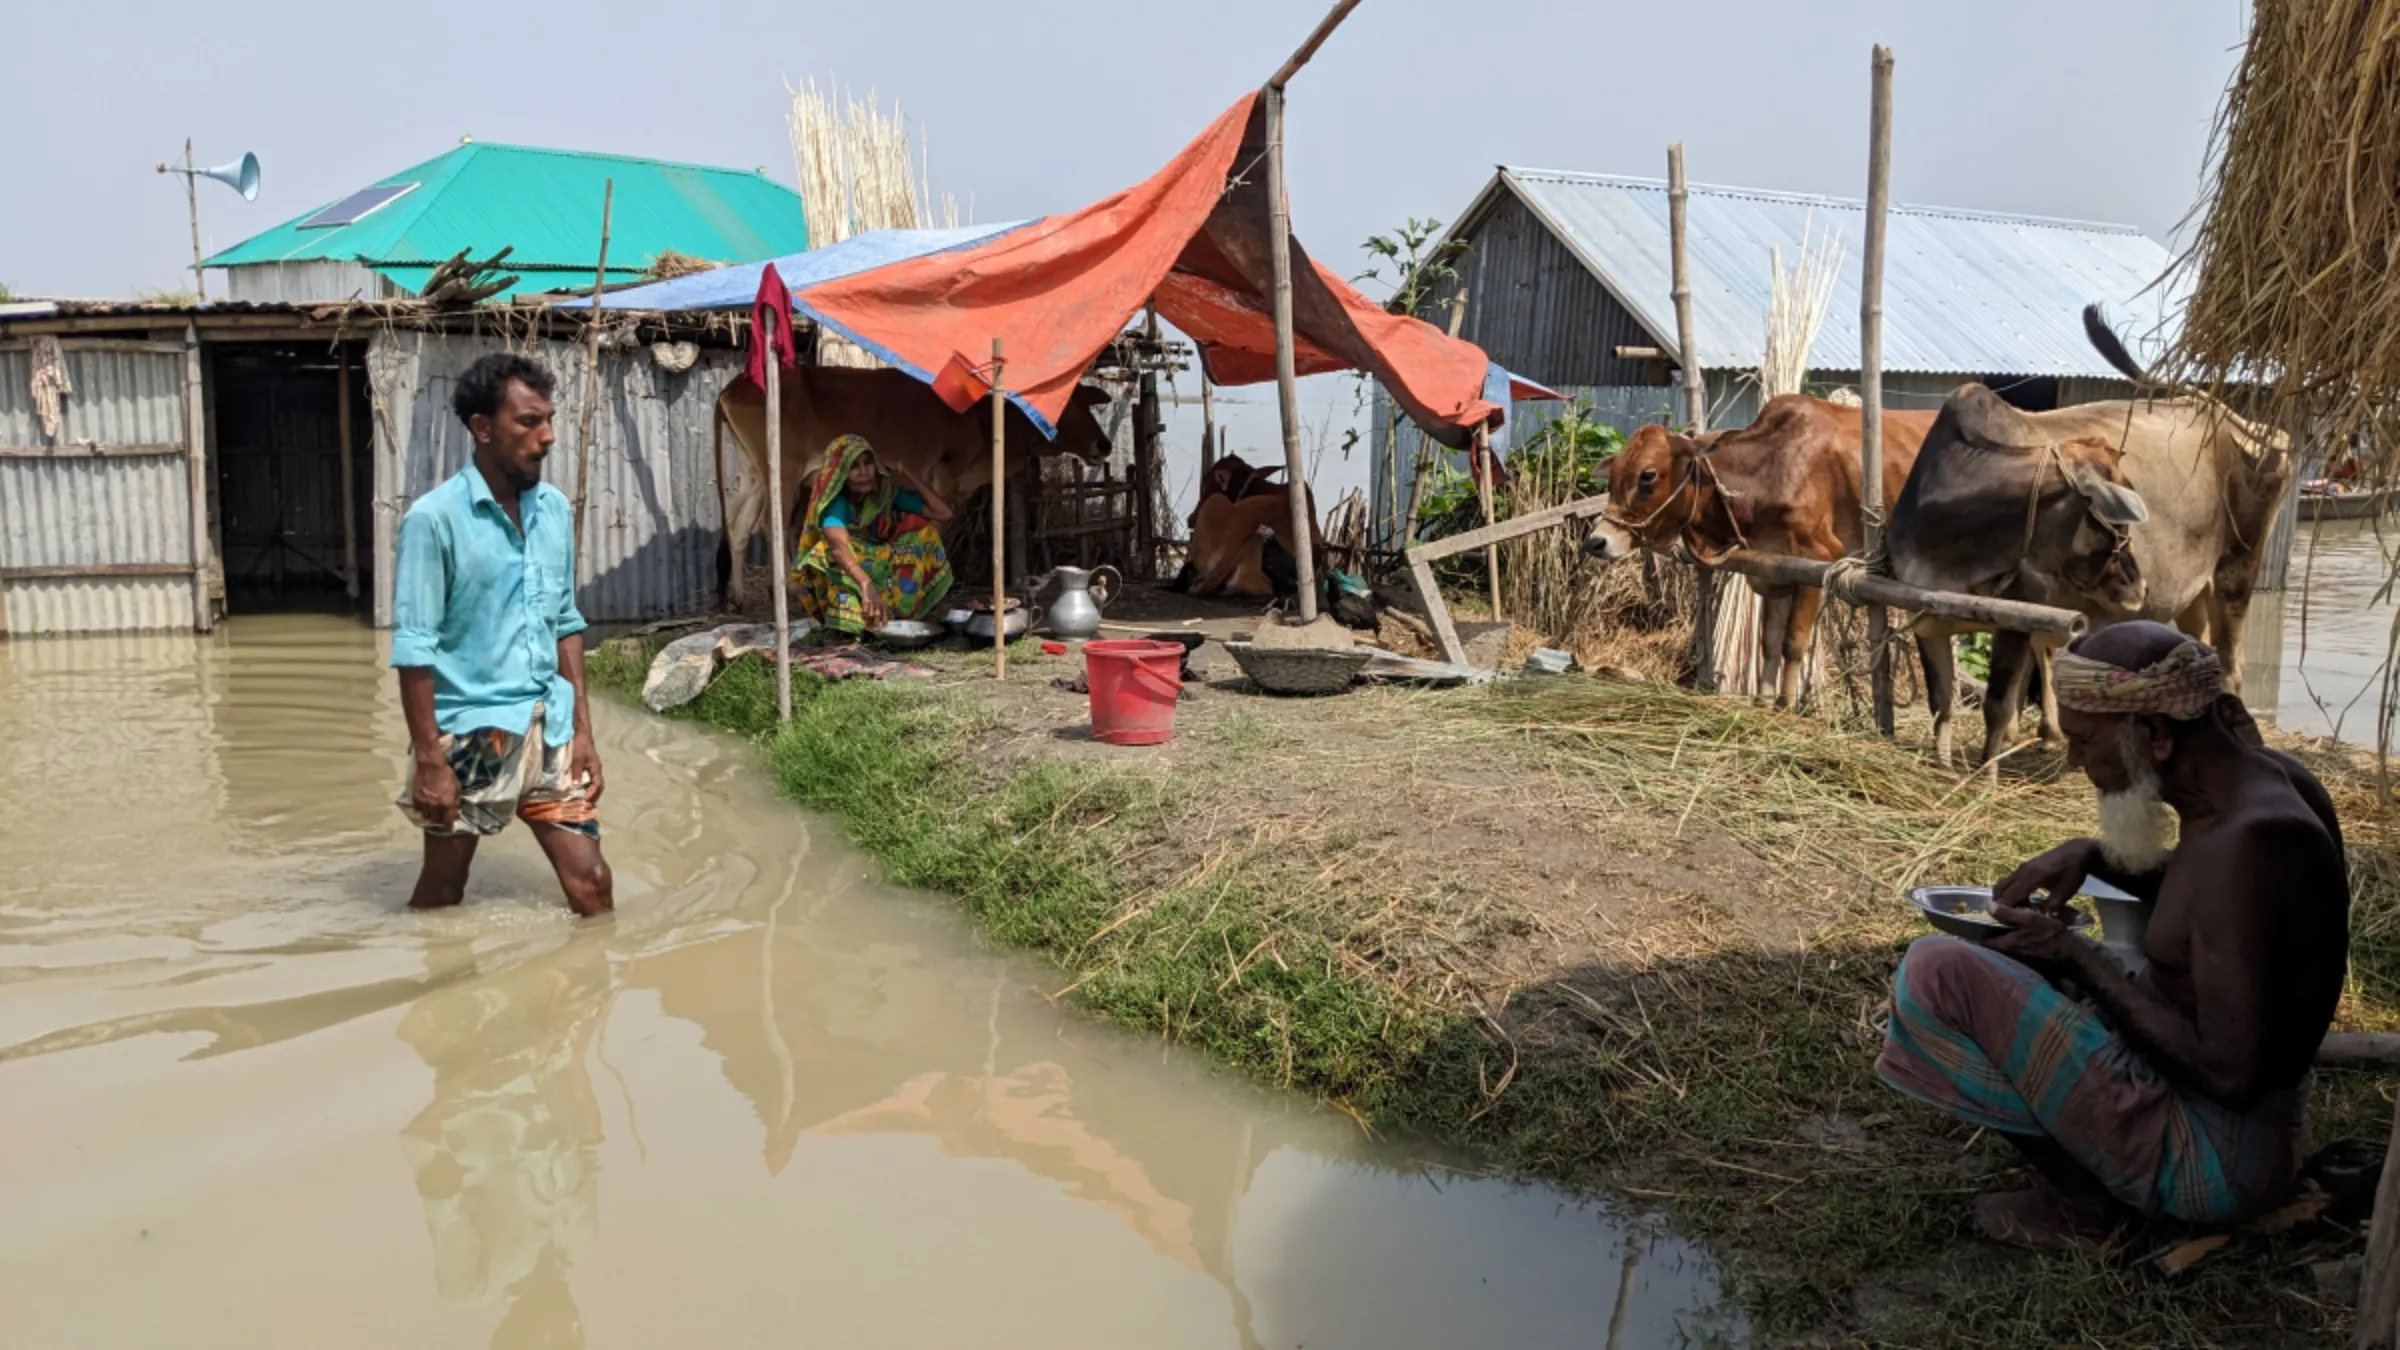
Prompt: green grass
<box><xmin>589</xmin><ymin>638</ymin><xmax>2385</xmax><ymax>1346</ymax></box>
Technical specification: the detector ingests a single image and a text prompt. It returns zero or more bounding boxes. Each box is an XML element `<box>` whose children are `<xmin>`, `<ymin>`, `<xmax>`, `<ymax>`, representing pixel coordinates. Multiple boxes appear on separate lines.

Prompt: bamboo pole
<box><xmin>1403</xmin><ymin>501</ymin><xmax>2088</xmax><ymax>664</ymax></box>
<box><xmin>336</xmin><ymin>345</ymin><xmax>359</xmax><ymax>600</ymax></box>
<box><xmin>991</xmin><ymin>338</ymin><xmax>1008</xmax><ymax>679</ymax></box>
<box><xmin>1253</xmin><ymin>0</ymin><xmax>1364</xmax><ymax>622</ymax></box>
<box><xmin>765</xmin><ymin>346</ymin><xmax>792</xmax><ymax>723</ymax></box>
<box><xmin>1269</xmin><ymin>0</ymin><xmax>1365</xmax><ymax>88</ymax></box>
<box><xmin>571</xmin><ymin>179</ymin><xmax>614</xmax><ymax>574</ymax></box>
<box><xmin>1667</xmin><ymin>145</ymin><xmax>1706</xmax><ymax>434</ymax></box>
<box><xmin>184</xmin><ymin>140</ymin><xmax>206</xmax><ymax>304</ymax></box>
<box><xmin>1263</xmin><ymin>83</ymin><xmax>1319</xmax><ymax>623</ymax></box>
<box><xmin>1861</xmin><ymin>47</ymin><xmax>1896</xmax><ymax>736</ymax></box>
<box><xmin>1668</xmin><ymin>143</ymin><xmax>1720</xmax><ymax>689</ymax></box>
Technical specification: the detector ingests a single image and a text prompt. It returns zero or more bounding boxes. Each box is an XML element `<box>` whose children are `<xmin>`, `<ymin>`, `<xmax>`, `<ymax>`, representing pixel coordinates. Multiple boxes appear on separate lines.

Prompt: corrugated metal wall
<box><xmin>368</xmin><ymin>330</ymin><xmax>738</xmax><ymax>627</ymax></box>
<box><xmin>224</xmin><ymin>261</ymin><xmax>406</xmax><ymax>305</ymax></box>
<box><xmin>0</xmin><ymin>340</ymin><xmax>199</xmax><ymax>635</ymax></box>
<box><xmin>1423</xmin><ymin>192</ymin><xmax>1660</xmax><ymax>389</ymax></box>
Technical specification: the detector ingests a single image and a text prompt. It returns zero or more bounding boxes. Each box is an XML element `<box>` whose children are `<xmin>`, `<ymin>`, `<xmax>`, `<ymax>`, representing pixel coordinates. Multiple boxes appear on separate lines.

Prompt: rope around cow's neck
<box><xmin>1608</xmin><ymin>455</ymin><xmax>1748</xmax><ymax>563</ymax></box>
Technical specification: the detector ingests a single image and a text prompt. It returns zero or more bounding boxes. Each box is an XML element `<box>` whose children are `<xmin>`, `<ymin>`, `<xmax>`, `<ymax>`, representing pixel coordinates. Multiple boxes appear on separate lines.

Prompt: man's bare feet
<box><xmin>1972</xmin><ymin>1186</ymin><xmax>2125</xmax><ymax>1252</ymax></box>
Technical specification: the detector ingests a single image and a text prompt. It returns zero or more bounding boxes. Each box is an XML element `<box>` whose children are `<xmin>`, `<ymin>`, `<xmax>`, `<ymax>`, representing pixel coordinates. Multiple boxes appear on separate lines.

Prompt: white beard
<box><xmin>2096</xmin><ymin>725</ymin><xmax>2177</xmax><ymax>873</ymax></box>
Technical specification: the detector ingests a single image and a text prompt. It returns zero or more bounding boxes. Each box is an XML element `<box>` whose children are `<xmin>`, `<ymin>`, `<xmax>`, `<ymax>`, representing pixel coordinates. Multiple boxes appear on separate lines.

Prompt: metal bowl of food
<box><xmin>939</xmin><ymin>608</ymin><xmax>976</xmax><ymax>639</ymax></box>
<box><xmin>869</xmin><ymin>619</ymin><xmax>945</xmax><ymax>650</ymax></box>
<box><xmin>1907</xmin><ymin>885</ymin><xmax>2092</xmax><ymax>943</ymax></box>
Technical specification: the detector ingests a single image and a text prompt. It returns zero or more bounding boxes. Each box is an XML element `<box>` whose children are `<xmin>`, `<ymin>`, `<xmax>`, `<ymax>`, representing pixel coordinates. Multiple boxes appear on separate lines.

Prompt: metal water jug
<box><xmin>1038</xmin><ymin>565</ymin><xmax>1120</xmax><ymax>641</ymax></box>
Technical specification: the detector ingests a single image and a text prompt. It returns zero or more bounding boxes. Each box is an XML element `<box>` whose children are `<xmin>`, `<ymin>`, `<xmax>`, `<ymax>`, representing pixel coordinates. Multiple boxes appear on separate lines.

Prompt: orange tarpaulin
<box><xmin>792</xmin><ymin>92</ymin><xmax>1534</xmax><ymax>447</ymax></box>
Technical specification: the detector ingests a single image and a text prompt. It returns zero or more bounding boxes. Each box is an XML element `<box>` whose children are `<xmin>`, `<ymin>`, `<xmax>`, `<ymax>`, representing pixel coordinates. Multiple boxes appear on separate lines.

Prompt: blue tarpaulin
<box><xmin>560</xmin><ymin>221</ymin><xmax>1035</xmax><ymax>312</ymax></box>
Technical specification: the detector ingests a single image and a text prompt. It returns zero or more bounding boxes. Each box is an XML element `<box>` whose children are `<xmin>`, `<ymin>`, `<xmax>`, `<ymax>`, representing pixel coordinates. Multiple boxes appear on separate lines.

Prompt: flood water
<box><xmin>2279</xmin><ymin>517</ymin><xmax>2400</xmax><ymax>749</ymax></box>
<box><xmin>0</xmin><ymin>616</ymin><xmax>1739</xmax><ymax>1350</ymax></box>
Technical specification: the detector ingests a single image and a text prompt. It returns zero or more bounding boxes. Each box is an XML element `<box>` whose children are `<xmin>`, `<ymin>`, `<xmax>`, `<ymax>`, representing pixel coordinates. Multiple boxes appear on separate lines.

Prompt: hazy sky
<box><xmin>1</xmin><ymin>0</ymin><xmax>2250</xmax><ymax>506</ymax></box>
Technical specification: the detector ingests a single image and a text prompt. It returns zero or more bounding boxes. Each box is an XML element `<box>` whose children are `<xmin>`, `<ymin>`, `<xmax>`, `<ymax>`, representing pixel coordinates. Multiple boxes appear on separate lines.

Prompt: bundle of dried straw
<box><xmin>2164</xmin><ymin>0</ymin><xmax>2400</xmax><ymax>464</ymax></box>
<box><xmin>1713</xmin><ymin>220</ymin><xmax>1845</xmax><ymax>699</ymax></box>
<box><xmin>787</xmin><ymin>80</ymin><xmax>966</xmax><ymax>368</ymax></box>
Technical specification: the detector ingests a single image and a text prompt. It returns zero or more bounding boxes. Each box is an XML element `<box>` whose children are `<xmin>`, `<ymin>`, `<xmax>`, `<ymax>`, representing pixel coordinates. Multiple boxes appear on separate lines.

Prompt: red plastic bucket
<box><xmin>1084</xmin><ymin>640</ymin><xmax>1185</xmax><ymax>746</ymax></box>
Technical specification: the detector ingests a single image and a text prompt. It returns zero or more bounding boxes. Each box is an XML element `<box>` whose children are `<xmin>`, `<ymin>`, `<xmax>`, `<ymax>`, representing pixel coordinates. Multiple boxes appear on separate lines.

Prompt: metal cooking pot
<box><xmin>965</xmin><ymin>607</ymin><xmax>1032</xmax><ymax>642</ymax></box>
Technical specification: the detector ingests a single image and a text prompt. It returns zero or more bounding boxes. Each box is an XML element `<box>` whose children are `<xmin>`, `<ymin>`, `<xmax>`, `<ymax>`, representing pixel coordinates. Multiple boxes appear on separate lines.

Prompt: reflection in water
<box><xmin>2281</xmin><ymin>518</ymin><xmax>2400</xmax><ymax>748</ymax></box>
<box><xmin>399</xmin><ymin>937</ymin><xmax>614</xmax><ymax>1350</ymax></box>
<box><xmin>0</xmin><ymin>617</ymin><xmax>1741</xmax><ymax>1349</ymax></box>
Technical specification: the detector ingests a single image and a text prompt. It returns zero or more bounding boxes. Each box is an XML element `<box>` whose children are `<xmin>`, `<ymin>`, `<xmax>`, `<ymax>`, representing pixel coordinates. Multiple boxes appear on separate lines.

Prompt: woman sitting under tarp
<box><xmin>790</xmin><ymin>434</ymin><xmax>955</xmax><ymax>634</ymax></box>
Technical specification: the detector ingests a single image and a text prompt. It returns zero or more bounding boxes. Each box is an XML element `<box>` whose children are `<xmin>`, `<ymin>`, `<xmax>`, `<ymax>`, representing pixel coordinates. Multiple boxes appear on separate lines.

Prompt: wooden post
<box><xmin>1263</xmin><ymin>83</ymin><xmax>1319</xmax><ymax>623</ymax></box>
<box><xmin>1861</xmin><ymin>47</ymin><xmax>1896</xmax><ymax>736</ymax></box>
<box><xmin>1198</xmin><ymin>375</ymin><xmax>1217</xmax><ymax>500</ymax></box>
<box><xmin>2358</xmin><ymin>1099</ymin><xmax>2400</xmax><ymax>1348</ymax></box>
<box><xmin>1474</xmin><ymin>424</ymin><xmax>1500</xmax><ymax>616</ymax></box>
<box><xmin>336</xmin><ymin>345</ymin><xmax>359</xmax><ymax>600</ymax></box>
<box><xmin>1669</xmin><ymin>143</ymin><xmax>1719</xmax><ymax>689</ymax></box>
<box><xmin>571</xmin><ymin>179</ymin><xmax>614</xmax><ymax>575</ymax></box>
<box><xmin>765</xmin><ymin>348</ymin><xmax>792</xmax><ymax>724</ymax></box>
<box><xmin>182</xmin><ymin>321</ymin><xmax>214</xmax><ymax>632</ymax></box>
<box><xmin>1135</xmin><ymin>305</ymin><xmax>1163</xmax><ymax>578</ymax></box>
<box><xmin>991</xmin><ymin>339</ymin><xmax>1008</xmax><ymax>679</ymax></box>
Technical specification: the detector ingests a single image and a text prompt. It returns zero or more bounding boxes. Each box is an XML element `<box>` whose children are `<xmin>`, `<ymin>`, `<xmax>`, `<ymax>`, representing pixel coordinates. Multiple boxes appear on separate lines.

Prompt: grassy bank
<box><xmin>591</xmin><ymin>639</ymin><xmax>2398</xmax><ymax>1347</ymax></box>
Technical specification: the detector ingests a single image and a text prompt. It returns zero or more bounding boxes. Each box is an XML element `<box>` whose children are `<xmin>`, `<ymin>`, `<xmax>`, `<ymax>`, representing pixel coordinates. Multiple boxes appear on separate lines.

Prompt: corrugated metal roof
<box><xmin>204</xmin><ymin>143</ymin><xmax>810</xmax><ymax>300</ymax></box>
<box><xmin>1480</xmin><ymin>168</ymin><xmax>2184</xmax><ymax>378</ymax></box>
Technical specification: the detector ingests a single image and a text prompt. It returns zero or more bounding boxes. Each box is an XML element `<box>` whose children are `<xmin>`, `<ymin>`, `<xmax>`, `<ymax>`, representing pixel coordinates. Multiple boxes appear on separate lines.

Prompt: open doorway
<box><xmin>210</xmin><ymin>341</ymin><xmax>372</xmax><ymax>615</ymax></box>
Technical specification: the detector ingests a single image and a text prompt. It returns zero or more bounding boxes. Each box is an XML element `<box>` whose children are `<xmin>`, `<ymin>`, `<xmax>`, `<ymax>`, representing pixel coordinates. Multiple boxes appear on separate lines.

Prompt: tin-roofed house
<box><xmin>0</xmin><ymin>144</ymin><xmax>808</xmax><ymax>637</ymax></box>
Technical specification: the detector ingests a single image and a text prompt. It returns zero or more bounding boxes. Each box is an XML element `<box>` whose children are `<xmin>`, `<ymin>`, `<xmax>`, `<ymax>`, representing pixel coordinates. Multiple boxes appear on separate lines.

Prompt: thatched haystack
<box><xmin>2164</xmin><ymin>0</ymin><xmax>2400</xmax><ymax>465</ymax></box>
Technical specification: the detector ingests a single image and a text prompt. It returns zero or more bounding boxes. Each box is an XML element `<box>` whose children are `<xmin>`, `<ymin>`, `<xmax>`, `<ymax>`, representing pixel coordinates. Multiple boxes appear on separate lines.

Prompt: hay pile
<box><xmin>641</xmin><ymin>251</ymin><xmax>719</xmax><ymax>281</ymax></box>
<box><xmin>2165</xmin><ymin>0</ymin><xmax>2400</xmax><ymax>462</ymax></box>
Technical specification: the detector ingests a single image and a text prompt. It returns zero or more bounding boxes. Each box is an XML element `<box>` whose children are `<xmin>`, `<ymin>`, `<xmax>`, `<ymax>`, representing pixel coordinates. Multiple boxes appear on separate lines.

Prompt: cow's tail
<box><xmin>2081</xmin><ymin>304</ymin><xmax>2157</xmax><ymax>387</ymax></box>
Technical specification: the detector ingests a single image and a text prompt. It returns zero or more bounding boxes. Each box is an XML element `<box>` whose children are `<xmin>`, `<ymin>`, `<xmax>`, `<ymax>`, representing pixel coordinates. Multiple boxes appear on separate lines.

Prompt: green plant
<box><xmin>1959</xmin><ymin>631</ymin><xmax>1994</xmax><ymax>682</ymax></box>
<box><xmin>0</xmin><ymin>281</ymin><xmax>16</xmax><ymax>304</ymax></box>
<box><xmin>1356</xmin><ymin>216</ymin><xmax>1469</xmax><ymax>319</ymax></box>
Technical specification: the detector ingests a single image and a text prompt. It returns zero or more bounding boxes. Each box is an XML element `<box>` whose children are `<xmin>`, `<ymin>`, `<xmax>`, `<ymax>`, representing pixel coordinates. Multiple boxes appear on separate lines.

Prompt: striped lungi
<box><xmin>1876</xmin><ymin>935</ymin><xmax>2305</xmax><ymax>1222</ymax></box>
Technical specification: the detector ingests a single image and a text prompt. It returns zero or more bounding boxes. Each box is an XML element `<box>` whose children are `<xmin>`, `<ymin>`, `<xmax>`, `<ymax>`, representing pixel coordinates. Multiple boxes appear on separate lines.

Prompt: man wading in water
<box><xmin>390</xmin><ymin>353</ymin><xmax>612</xmax><ymax>917</ymax></box>
<box><xmin>1876</xmin><ymin>620</ymin><xmax>2347</xmax><ymax>1249</ymax></box>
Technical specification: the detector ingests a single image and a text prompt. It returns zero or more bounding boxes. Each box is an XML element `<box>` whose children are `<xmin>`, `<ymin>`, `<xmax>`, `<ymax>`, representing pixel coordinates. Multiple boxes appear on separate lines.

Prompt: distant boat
<box><xmin>2301</xmin><ymin>483</ymin><xmax>2392</xmax><ymax>521</ymax></box>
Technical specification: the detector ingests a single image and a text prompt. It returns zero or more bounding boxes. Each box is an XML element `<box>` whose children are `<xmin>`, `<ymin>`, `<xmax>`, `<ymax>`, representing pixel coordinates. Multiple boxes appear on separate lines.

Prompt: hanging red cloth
<box><xmin>746</xmin><ymin>263</ymin><xmax>797</xmax><ymax>390</ymax></box>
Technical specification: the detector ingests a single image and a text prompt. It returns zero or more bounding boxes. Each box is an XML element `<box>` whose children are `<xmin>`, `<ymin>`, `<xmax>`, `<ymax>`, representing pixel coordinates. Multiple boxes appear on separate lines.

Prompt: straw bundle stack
<box><xmin>1713</xmin><ymin>222</ymin><xmax>1845</xmax><ymax>698</ymax></box>
<box><xmin>788</xmin><ymin>80</ymin><xmax>963</xmax><ymax>368</ymax></box>
<box><xmin>2163</xmin><ymin>0</ymin><xmax>2400</xmax><ymax>465</ymax></box>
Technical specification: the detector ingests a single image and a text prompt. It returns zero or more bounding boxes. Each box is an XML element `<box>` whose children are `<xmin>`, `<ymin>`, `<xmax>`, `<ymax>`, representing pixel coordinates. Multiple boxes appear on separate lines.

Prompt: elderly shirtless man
<box><xmin>1876</xmin><ymin>620</ymin><xmax>2349</xmax><ymax>1248</ymax></box>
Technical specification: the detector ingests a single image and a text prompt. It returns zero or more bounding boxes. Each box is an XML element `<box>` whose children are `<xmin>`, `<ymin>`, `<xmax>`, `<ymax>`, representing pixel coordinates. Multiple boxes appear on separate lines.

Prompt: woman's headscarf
<box><xmin>801</xmin><ymin>434</ymin><xmax>895</xmax><ymax>536</ymax></box>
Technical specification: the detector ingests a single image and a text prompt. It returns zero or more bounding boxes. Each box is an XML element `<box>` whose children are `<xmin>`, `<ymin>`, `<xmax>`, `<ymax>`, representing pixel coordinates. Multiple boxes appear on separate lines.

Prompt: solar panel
<box><xmin>298</xmin><ymin>183</ymin><xmax>417</xmax><ymax>229</ymax></box>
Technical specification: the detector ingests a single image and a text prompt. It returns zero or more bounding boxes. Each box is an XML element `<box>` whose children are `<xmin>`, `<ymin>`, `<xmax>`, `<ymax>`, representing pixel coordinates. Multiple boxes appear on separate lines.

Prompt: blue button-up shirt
<box><xmin>390</xmin><ymin>464</ymin><xmax>588</xmax><ymax>747</ymax></box>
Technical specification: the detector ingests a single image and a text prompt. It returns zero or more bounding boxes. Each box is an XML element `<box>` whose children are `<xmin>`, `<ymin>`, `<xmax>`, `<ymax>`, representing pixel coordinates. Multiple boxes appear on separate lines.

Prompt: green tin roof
<box><xmin>204</xmin><ymin>141</ymin><xmax>809</xmax><ymax>297</ymax></box>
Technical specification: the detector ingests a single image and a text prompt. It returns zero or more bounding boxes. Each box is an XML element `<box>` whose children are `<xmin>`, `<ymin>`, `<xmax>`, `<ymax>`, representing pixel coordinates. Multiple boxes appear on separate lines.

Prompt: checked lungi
<box><xmin>1876</xmin><ymin>935</ymin><xmax>2306</xmax><ymax>1222</ymax></box>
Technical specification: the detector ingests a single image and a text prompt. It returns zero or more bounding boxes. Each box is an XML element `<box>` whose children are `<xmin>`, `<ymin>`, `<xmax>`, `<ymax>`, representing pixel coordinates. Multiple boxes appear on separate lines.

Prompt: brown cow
<box><xmin>1581</xmin><ymin>396</ymin><xmax>1938</xmax><ymax>711</ymax></box>
<box><xmin>1183</xmin><ymin>487</ymin><xmax>1317</xmax><ymax>598</ymax></box>
<box><xmin>718</xmin><ymin>366</ymin><xmax>1113</xmax><ymax>606</ymax></box>
<box><xmin>1185</xmin><ymin>453</ymin><xmax>1285</xmax><ymax>528</ymax></box>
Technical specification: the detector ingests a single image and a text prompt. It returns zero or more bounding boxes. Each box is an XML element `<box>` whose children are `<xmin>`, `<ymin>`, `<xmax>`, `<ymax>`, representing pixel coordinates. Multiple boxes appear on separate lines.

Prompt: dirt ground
<box><xmin>936</xmin><ymin>585</ymin><xmax>1846</xmax><ymax>995</ymax></box>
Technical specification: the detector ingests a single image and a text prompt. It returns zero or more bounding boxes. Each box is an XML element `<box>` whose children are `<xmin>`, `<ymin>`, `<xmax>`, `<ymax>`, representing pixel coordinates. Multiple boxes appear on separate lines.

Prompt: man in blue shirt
<box><xmin>391</xmin><ymin>353</ymin><xmax>612</xmax><ymax>917</ymax></box>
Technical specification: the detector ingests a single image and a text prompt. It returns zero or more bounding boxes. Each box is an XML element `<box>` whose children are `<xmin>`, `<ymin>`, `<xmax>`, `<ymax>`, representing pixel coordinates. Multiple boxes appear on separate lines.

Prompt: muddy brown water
<box><xmin>2279</xmin><ymin>517</ymin><xmax>2400</xmax><ymax>750</ymax></box>
<box><xmin>0</xmin><ymin>615</ymin><xmax>1740</xmax><ymax>1349</ymax></box>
